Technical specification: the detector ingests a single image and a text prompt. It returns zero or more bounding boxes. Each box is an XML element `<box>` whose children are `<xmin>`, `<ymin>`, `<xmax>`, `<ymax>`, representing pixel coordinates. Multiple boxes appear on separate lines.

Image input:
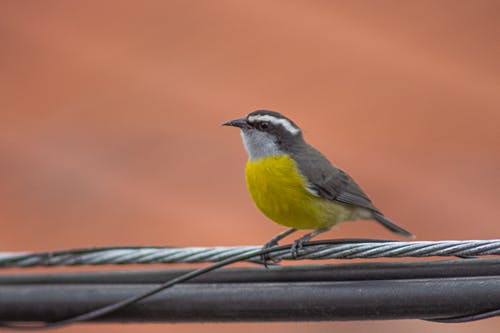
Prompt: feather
<box><xmin>290</xmin><ymin>143</ymin><xmax>413</xmax><ymax>237</ymax></box>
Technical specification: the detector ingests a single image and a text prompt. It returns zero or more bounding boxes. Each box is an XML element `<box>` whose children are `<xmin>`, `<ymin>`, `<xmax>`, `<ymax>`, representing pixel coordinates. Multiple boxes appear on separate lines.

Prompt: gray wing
<box><xmin>290</xmin><ymin>144</ymin><xmax>414</xmax><ymax>238</ymax></box>
<box><xmin>290</xmin><ymin>144</ymin><xmax>380</xmax><ymax>212</ymax></box>
<box><xmin>289</xmin><ymin>144</ymin><xmax>414</xmax><ymax>238</ymax></box>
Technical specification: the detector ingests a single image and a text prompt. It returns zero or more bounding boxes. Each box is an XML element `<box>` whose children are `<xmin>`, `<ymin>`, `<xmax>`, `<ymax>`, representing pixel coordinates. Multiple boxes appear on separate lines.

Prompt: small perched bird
<box><xmin>223</xmin><ymin>110</ymin><xmax>413</xmax><ymax>258</ymax></box>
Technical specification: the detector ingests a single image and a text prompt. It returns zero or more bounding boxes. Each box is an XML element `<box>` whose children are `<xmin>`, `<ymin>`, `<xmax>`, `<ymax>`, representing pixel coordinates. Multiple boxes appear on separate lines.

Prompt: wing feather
<box><xmin>287</xmin><ymin>142</ymin><xmax>413</xmax><ymax>237</ymax></box>
<box><xmin>290</xmin><ymin>144</ymin><xmax>379</xmax><ymax>212</ymax></box>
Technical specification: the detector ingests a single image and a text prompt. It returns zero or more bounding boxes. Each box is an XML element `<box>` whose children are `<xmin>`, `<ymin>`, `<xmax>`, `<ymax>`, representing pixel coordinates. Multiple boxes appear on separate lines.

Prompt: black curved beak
<box><xmin>222</xmin><ymin>117</ymin><xmax>249</xmax><ymax>128</ymax></box>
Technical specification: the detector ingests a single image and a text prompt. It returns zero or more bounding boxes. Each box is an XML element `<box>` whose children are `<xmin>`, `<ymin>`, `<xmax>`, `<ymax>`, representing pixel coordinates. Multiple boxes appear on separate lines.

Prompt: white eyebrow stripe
<box><xmin>248</xmin><ymin>115</ymin><xmax>301</xmax><ymax>135</ymax></box>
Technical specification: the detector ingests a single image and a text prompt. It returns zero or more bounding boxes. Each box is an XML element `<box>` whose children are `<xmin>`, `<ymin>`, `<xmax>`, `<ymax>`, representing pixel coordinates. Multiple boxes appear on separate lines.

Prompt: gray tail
<box><xmin>372</xmin><ymin>212</ymin><xmax>414</xmax><ymax>238</ymax></box>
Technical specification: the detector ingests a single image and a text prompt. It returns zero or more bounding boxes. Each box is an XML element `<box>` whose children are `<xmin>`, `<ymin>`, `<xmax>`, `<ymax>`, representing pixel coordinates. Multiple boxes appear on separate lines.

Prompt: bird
<box><xmin>223</xmin><ymin>110</ymin><xmax>414</xmax><ymax>259</ymax></box>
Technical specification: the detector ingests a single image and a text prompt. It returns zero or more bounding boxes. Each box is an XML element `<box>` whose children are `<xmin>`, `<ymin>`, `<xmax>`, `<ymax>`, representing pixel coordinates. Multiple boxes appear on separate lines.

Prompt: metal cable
<box><xmin>1</xmin><ymin>239</ymin><xmax>499</xmax><ymax>268</ymax></box>
<box><xmin>1</xmin><ymin>241</ymin><xmax>500</xmax><ymax>328</ymax></box>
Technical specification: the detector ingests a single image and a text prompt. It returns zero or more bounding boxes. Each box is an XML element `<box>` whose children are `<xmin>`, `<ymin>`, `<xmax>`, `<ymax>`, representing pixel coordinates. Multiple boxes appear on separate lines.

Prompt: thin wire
<box><xmin>425</xmin><ymin>308</ymin><xmax>500</xmax><ymax>323</ymax></box>
<box><xmin>1</xmin><ymin>239</ymin><xmax>499</xmax><ymax>329</ymax></box>
<box><xmin>0</xmin><ymin>243</ymin><xmax>283</xmax><ymax>329</ymax></box>
<box><xmin>1</xmin><ymin>239</ymin><xmax>499</xmax><ymax>268</ymax></box>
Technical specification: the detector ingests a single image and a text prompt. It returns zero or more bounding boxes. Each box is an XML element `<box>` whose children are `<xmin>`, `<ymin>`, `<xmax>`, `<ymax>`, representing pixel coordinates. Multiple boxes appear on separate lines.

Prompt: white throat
<box><xmin>240</xmin><ymin>129</ymin><xmax>283</xmax><ymax>160</ymax></box>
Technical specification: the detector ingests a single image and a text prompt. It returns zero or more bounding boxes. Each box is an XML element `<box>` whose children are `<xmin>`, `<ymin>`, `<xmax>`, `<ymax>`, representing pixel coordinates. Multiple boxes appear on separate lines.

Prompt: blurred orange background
<box><xmin>0</xmin><ymin>0</ymin><xmax>499</xmax><ymax>332</ymax></box>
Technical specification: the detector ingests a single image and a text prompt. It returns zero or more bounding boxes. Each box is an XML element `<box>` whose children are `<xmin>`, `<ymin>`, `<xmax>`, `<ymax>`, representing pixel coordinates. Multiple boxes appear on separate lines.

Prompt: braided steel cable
<box><xmin>1</xmin><ymin>240</ymin><xmax>500</xmax><ymax>328</ymax></box>
<box><xmin>1</xmin><ymin>239</ymin><xmax>499</xmax><ymax>268</ymax></box>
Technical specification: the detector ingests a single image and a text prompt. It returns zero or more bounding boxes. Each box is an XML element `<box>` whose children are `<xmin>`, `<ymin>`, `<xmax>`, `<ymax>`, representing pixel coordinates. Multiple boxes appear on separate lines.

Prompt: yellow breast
<box><xmin>245</xmin><ymin>155</ymin><xmax>352</xmax><ymax>230</ymax></box>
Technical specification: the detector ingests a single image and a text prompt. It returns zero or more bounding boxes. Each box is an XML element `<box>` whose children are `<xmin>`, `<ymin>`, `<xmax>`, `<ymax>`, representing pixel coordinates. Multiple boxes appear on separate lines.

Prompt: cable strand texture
<box><xmin>1</xmin><ymin>240</ymin><xmax>499</xmax><ymax>268</ymax></box>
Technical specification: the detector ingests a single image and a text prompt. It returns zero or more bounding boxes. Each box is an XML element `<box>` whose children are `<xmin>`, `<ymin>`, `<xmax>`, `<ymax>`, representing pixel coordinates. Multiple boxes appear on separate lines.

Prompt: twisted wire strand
<box><xmin>1</xmin><ymin>240</ymin><xmax>499</xmax><ymax>268</ymax></box>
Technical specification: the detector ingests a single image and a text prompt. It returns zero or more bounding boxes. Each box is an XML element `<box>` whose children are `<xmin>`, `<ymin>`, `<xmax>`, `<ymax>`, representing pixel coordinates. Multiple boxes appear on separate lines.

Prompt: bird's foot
<box><xmin>260</xmin><ymin>239</ymin><xmax>281</xmax><ymax>268</ymax></box>
<box><xmin>291</xmin><ymin>234</ymin><xmax>316</xmax><ymax>259</ymax></box>
<box><xmin>291</xmin><ymin>238</ymin><xmax>308</xmax><ymax>259</ymax></box>
<box><xmin>290</xmin><ymin>228</ymin><xmax>331</xmax><ymax>259</ymax></box>
<box><xmin>258</xmin><ymin>228</ymin><xmax>297</xmax><ymax>268</ymax></box>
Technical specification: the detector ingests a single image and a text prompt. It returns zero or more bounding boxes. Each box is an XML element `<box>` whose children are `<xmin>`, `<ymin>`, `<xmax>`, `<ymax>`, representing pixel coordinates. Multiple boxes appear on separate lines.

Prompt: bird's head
<box><xmin>223</xmin><ymin>110</ymin><xmax>303</xmax><ymax>160</ymax></box>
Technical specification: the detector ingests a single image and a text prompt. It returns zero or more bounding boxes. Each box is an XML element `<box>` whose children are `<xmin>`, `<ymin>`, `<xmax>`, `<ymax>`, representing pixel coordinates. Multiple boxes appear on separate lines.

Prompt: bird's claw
<box><xmin>263</xmin><ymin>239</ymin><xmax>279</xmax><ymax>250</ymax></box>
<box><xmin>291</xmin><ymin>239</ymin><xmax>305</xmax><ymax>259</ymax></box>
<box><xmin>260</xmin><ymin>240</ymin><xmax>281</xmax><ymax>268</ymax></box>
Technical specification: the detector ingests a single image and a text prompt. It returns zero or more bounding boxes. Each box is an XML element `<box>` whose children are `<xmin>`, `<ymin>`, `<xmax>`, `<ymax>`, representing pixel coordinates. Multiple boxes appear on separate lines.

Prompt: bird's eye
<box><xmin>259</xmin><ymin>122</ymin><xmax>270</xmax><ymax>130</ymax></box>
